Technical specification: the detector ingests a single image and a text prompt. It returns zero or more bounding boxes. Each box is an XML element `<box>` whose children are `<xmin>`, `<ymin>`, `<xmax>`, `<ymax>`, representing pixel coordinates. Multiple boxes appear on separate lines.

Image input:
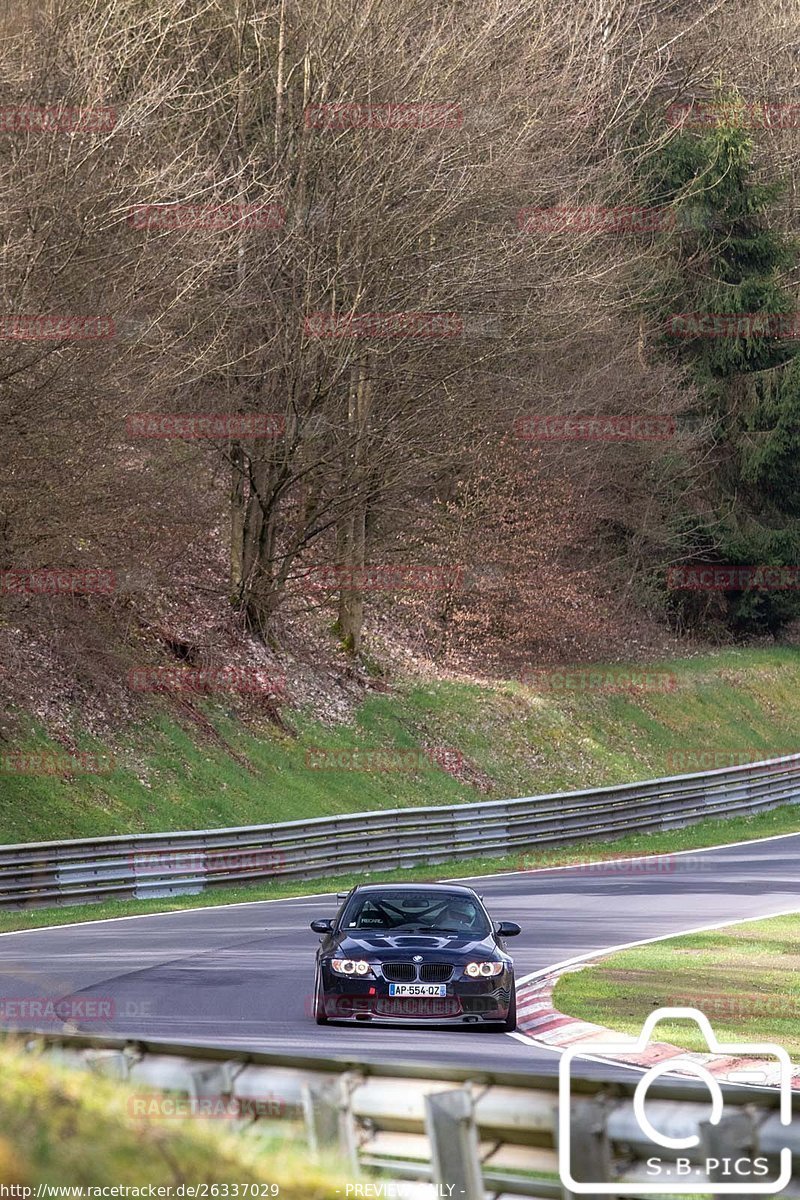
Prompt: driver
<box><xmin>443</xmin><ymin>901</ymin><xmax>477</xmax><ymax>931</ymax></box>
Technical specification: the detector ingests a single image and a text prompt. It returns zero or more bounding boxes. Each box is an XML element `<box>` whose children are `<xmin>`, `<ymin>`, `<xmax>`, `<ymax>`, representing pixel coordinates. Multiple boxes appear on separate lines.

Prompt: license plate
<box><xmin>388</xmin><ymin>983</ymin><xmax>447</xmax><ymax>997</ymax></box>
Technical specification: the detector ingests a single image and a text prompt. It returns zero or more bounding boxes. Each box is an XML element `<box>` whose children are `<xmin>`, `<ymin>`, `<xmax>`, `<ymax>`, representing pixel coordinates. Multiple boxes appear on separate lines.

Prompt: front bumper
<box><xmin>318</xmin><ymin>964</ymin><xmax>514</xmax><ymax>1024</ymax></box>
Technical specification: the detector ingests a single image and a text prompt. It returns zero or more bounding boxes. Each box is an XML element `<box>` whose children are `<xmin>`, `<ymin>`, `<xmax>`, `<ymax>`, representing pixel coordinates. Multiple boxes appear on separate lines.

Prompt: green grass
<box><xmin>0</xmin><ymin>1040</ymin><xmax>348</xmax><ymax>1192</ymax></box>
<box><xmin>0</xmin><ymin>798</ymin><xmax>796</xmax><ymax>935</ymax></box>
<box><xmin>2</xmin><ymin>646</ymin><xmax>800</xmax><ymax>844</ymax></box>
<box><xmin>553</xmin><ymin>913</ymin><xmax>800</xmax><ymax>1057</ymax></box>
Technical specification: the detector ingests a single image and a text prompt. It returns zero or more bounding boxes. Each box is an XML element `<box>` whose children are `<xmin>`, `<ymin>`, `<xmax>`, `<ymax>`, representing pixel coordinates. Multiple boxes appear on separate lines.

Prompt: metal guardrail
<box><xmin>19</xmin><ymin>1029</ymin><xmax>800</xmax><ymax>1199</ymax></box>
<box><xmin>2</xmin><ymin>752</ymin><xmax>799</xmax><ymax>908</ymax></box>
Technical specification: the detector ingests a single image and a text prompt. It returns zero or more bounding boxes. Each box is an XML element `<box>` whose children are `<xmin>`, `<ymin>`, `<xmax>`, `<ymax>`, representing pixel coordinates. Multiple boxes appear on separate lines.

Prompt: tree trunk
<box><xmin>230</xmin><ymin>443</ymin><xmax>246</xmax><ymax>603</ymax></box>
<box><xmin>337</xmin><ymin>356</ymin><xmax>371</xmax><ymax>654</ymax></box>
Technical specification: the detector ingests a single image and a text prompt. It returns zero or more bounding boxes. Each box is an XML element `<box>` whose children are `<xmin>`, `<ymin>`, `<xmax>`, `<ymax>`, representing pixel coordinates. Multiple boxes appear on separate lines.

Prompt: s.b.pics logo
<box><xmin>559</xmin><ymin>1008</ymin><xmax>792</xmax><ymax>1194</ymax></box>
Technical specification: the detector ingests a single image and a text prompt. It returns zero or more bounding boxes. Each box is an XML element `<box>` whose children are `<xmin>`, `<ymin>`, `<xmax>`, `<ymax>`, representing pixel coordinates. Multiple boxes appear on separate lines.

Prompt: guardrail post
<box><xmin>337</xmin><ymin>1072</ymin><xmax>364</xmax><ymax>1176</ymax></box>
<box><xmin>424</xmin><ymin>1085</ymin><xmax>484</xmax><ymax>1200</ymax></box>
<box><xmin>703</xmin><ymin>1110</ymin><xmax>758</xmax><ymax>1198</ymax></box>
<box><xmin>301</xmin><ymin>1081</ymin><xmax>342</xmax><ymax>1158</ymax></box>
<box><xmin>559</xmin><ymin>1097</ymin><xmax>617</xmax><ymax>1200</ymax></box>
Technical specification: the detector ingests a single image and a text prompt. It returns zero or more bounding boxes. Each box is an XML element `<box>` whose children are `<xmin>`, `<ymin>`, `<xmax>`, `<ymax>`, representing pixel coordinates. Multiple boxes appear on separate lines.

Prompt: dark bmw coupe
<box><xmin>310</xmin><ymin>882</ymin><xmax>520</xmax><ymax>1029</ymax></box>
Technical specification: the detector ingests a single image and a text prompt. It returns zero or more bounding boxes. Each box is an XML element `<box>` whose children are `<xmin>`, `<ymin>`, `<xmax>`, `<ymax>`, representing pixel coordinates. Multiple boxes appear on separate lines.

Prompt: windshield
<box><xmin>340</xmin><ymin>889</ymin><xmax>491</xmax><ymax>935</ymax></box>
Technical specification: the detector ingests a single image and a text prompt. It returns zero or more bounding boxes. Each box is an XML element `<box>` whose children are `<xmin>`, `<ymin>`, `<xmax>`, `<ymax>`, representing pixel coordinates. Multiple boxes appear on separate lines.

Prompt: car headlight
<box><xmin>330</xmin><ymin>958</ymin><xmax>374</xmax><ymax>977</ymax></box>
<box><xmin>465</xmin><ymin>961</ymin><xmax>504</xmax><ymax>978</ymax></box>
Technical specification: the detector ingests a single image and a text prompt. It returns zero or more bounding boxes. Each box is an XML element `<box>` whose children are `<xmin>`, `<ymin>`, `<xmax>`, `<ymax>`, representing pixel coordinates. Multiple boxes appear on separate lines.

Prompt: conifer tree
<box><xmin>652</xmin><ymin>89</ymin><xmax>800</xmax><ymax>631</ymax></box>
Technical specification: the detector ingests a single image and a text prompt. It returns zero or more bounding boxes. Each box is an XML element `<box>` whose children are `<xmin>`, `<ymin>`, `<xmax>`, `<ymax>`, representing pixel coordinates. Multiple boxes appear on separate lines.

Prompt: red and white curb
<box><xmin>517</xmin><ymin>967</ymin><xmax>800</xmax><ymax>1090</ymax></box>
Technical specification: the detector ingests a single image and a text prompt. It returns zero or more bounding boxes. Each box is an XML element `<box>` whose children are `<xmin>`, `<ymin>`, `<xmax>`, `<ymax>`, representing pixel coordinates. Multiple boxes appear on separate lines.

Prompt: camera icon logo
<box><xmin>559</xmin><ymin>1006</ymin><xmax>792</xmax><ymax>1194</ymax></box>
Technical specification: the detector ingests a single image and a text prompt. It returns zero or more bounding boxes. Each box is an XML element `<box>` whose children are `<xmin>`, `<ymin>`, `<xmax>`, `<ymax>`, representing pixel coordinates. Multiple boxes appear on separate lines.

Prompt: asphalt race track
<box><xmin>0</xmin><ymin>831</ymin><xmax>799</xmax><ymax>1074</ymax></box>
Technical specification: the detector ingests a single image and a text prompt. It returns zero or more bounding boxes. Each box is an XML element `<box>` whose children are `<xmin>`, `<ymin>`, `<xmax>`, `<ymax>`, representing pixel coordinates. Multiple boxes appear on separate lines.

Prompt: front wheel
<box><xmin>503</xmin><ymin>987</ymin><xmax>517</xmax><ymax>1031</ymax></box>
<box><xmin>313</xmin><ymin>968</ymin><xmax>328</xmax><ymax>1025</ymax></box>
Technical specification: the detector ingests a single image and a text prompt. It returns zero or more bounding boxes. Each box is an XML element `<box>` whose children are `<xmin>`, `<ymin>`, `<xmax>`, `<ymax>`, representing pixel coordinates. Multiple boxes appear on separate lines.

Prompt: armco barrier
<box><xmin>1</xmin><ymin>752</ymin><xmax>799</xmax><ymax>908</ymax></box>
<box><xmin>16</xmin><ymin>1029</ymin><xmax>800</xmax><ymax>1198</ymax></box>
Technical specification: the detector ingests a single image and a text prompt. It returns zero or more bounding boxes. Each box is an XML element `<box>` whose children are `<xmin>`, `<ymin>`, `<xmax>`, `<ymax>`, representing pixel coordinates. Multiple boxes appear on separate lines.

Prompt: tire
<box><xmin>313</xmin><ymin>969</ymin><xmax>328</xmax><ymax>1025</ymax></box>
<box><xmin>503</xmin><ymin>986</ymin><xmax>517</xmax><ymax>1031</ymax></box>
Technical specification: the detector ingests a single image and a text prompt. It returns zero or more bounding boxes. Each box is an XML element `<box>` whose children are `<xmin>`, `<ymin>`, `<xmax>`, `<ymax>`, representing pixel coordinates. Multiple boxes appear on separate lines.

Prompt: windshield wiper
<box><xmin>399</xmin><ymin>924</ymin><xmax>463</xmax><ymax>933</ymax></box>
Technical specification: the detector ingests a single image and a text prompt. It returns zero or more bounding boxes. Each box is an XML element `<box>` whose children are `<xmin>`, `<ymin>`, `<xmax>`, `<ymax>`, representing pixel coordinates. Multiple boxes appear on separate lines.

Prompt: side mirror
<box><xmin>310</xmin><ymin>918</ymin><xmax>334</xmax><ymax>935</ymax></box>
<box><xmin>496</xmin><ymin>921</ymin><xmax>521</xmax><ymax>937</ymax></box>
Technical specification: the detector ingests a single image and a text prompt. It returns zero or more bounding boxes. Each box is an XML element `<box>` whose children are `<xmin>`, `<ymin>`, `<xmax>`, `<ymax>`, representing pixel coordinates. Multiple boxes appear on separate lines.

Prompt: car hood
<box><xmin>333</xmin><ymin>931</ymin><xmax>500</xmax><ymax>960</ymax></box>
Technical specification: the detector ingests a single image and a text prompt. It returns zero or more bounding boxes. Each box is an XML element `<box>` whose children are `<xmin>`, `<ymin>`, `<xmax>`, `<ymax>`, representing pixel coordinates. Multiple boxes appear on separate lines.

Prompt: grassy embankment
<box><xmin>4</xmin><ymin>646</ymin><xmax>800</xmax><ymax>842</ymax></box>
